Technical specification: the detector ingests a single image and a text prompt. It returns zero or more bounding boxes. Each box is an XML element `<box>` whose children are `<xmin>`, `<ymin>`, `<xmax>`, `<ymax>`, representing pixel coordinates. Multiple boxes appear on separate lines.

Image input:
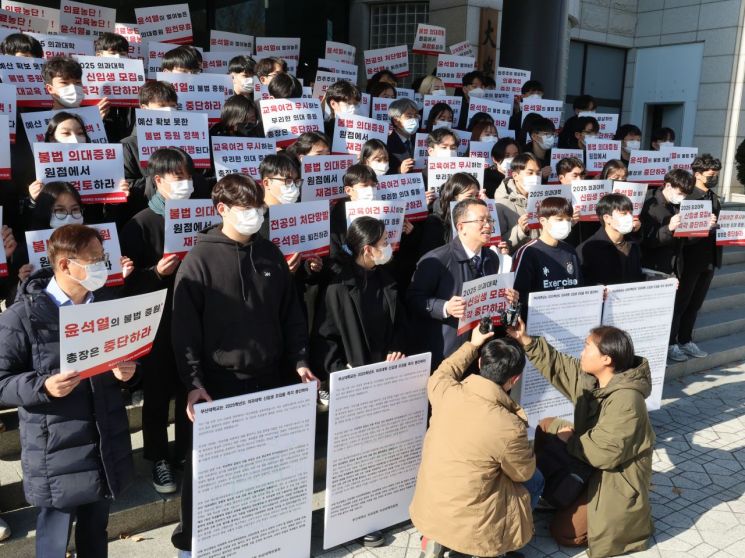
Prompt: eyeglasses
<box><xmin>71</xmin><ymin>255</ymin><xmax>106</xmax><ymax>265</ymax></box>
<box><xmin>53</xmin><ymin>208</ymin><xmax>83</xmax><ymax>220</ymax></box>
<box><xmin>460</xmin><ymin>218</ymin><xmax>496</xmax><ymax>226</ymax></box>
<box><xmin>268</xmin><ymin>177</ymin><xmax>304</xmax><ymax>187</ymax></box>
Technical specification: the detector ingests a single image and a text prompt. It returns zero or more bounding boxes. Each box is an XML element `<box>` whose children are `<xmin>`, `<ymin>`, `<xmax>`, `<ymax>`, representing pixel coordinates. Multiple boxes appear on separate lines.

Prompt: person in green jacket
<box><xmin>507</xmin><ymin>317</ymin><xmax>655</xmax><ymax>558</ymax></box>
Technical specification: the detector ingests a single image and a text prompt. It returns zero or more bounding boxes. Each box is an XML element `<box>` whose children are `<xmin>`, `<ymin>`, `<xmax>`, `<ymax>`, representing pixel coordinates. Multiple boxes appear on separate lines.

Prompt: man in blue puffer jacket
<box><xmin>0</xmin><ymin>224</ymin><xmax>136</xmax><ymax>557</ymax></box>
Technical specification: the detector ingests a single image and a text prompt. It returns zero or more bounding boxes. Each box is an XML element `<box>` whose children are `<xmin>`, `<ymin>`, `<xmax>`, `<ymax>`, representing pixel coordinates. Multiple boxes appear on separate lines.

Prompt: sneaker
<box><xmin>130</xmin><ymin>389</ymin><xmax>144</xmax><ymax>406</ymax></box>
<box><xmin>152</xmin><ymin>460</ymin><xmax>177</xmax><ymax>494</ymax></box>
<box><xmin>361</xmin><ymin>530</ymin><xmax>384</xmax><ymax>548</ymax></box>
<box><xmin>680</xmin><ymin>341</ymin><xmax>708</xmax><ymax>358</ymax></box>
<box><xmin>0</xmin><ymin>516</ymin><xmax>10</xmax><ymax>541</ymax></box>
<box><xmin>420</xmin><ymin>537</ymin><xmax>446</xmax><ymax>558</ymax></box>
<box><xmin>667</xmin><ymin>344</ymin><xmax>688</xmax><ymax>362</ymax></box>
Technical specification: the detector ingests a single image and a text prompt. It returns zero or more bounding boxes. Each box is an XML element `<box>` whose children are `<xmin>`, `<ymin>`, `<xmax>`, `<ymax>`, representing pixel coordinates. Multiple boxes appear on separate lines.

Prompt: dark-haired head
<box><xmin>426</xmin><ymin>103</ymin><xmax>454</xmax><ymax>133</ymax></box>
<box><xmin>436</xmin><ymin>173</ymin><xmax>480</xmax><ymax>226</ymax></box>
<box><xmin>479</xmin><ymin>337</ymin><xmax>526</xmax><ymax>389</ymax></box>
<box><xmin>44</xmin><ymin>112</ymin><xmax>90</xmax><ymax>143</ymax></box>
<box><xmin>581</xmin><ymin>326</ymin><xmax>636</xmax><ymax>375</ymax></box>
<box><xmin>0</xmin><ymin>33</ymin><xmax>43</xmax><ymax>58</ymax></box>
<box><xmin>94</xmin><ymin>32</ymin><xmax>129</xmax><ymax>56</ymax></box>
<box><xmin>600</xmin><ymin>159</ymin><xmax>627</xmax><ymax>181</ymax></box>
<box><xmin>32</xmin><ymin>182</ymin><xmax>84</xmax><ymax>230</ymax></box>
<box><xmin>284</xmin><ymin>131</ymin><xmax>331</xmax><ymax>162</ymax></box>
<box><xmin>48</xmin><ymin>225</ymin><xmax>104</xmax><ymax>283</ymax></box>
<box><xmin>216</xmin><ymin>95</ymin><xmax>258</xmax><ymax>136</ymax></box>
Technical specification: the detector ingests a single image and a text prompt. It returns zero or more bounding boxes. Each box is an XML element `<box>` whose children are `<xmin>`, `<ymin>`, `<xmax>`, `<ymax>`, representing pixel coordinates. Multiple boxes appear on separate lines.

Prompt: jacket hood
<box><xmin>19</xmin><ymin>267</ymin><xmax>54</xmax><ymax>298</ymax></box>
<box><xmin>196</xmin><ymin>224</ymin><xmax>259</xmax><ymax>248</ymax></box>
<box><xmin>596</xmin><ymin>356</ymin><xmax>652</xmax><ymax>399</ymax></box>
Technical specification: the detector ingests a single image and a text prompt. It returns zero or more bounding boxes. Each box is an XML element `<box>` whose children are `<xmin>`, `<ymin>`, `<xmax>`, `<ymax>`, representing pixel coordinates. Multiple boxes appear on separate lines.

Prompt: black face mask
<box><xmin>706</xmin><ymin>175</ymin><xmax>719</xmax><ymax>189</ymax></box>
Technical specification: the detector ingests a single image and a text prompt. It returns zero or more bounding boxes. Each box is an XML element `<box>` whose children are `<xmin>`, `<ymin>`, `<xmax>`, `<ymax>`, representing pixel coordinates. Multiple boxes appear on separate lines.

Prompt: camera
<box><xmin>478</xmin><ymin>316</ymin><xmax>494</xmax><ymax>334</ymax></box>
<box><xmin>499</xmin><ymin>301</ymin><xmax>522</xmax><ymax>328</ymax></box>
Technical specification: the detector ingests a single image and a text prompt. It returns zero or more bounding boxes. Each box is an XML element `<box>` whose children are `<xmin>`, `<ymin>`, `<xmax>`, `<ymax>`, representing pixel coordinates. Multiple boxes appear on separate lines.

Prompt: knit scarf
<box><xmin>148</xmin><ymin>191</ymin><xmax>166</xmax><ymax>216</ymax></box>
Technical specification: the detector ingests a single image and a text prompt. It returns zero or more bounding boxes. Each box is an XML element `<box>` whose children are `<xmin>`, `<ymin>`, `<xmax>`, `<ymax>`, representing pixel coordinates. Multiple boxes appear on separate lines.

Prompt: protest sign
<box><xmin>452</xmin><ymin>129</ymin><xmax>471</xmax><ymax>156</ymax></box>
<box><xmin>548</xmin><ymin>148</ymin><xmax>583</xmax><ymax>183</ymax></box>
<box><xmin>0</xmin><ymin>54</ymin><xmax>47</xmax><ymax>107</ymax></box>
<box><xmin>0</xmin><ymin>7</ymin><xmax>48</xmax><ymax>32</ymax></box>
<box><xmin>209</xmin><ymin>29</ymin><xmax>254</xmax><ymax>52</ymax></box>
<box><xmin>358</xmin><ymin>92</ymin><xmax>371</xmax><ymax>117</ymax></box>
<box><xmin>0</xmin><ymin>85</ymin><xmax>13</xmax><ymax>144</ymax></box>
<box><xmin>324</xmin><ymin>354</ymin><xmax>430</xmax><ymax>549</ymax></box>
<box><xmin>135</xmin><ymin>3</ymin><xmax>192</xmax><ymax>44</ymax></box>
<box><xmin>114</xmin><ymin>22</ymin><xmax>142</xmax><ymax>59</ymax></box>
<box><xmin>157</xmin><ymin>72</ymin><xmax>233</xmax><ymax>125</ymax></box>
<box><xmin>570</xmin><ymin>179</ymin><xmax>613</xmax><ymax>221</ymax></box>
<box><xmin>413</xmin><ymin>132</ymin><xmax>428</xmax><ymax>171</ymax></box>
<box><xmin>716</xmin><ymin>210</ymin><xmax>745</xmax><ymax>246</ymax></box>
<box><xmin>325</xmin><ymin>40</ymin><xmax>355</xmax><ymax>64</ymax></box>
<box><xmin>331</xmin><ymin>114</ymin><xmax>388</xmax><ymax>156</ymax></box>
<box><xmin>59</xmin><ymin>0</ymin><xmax>114</xmax><ymax>37</ymax></box>
<box><xmin>269</xmin><ymin>200</ymin><xmax>330</xmax><ymax>258</ymax></box>
<box><xmin>202</xmin><ymin>50</ymin><xmax>244</xmax><ymax>74</ymax></box>
<box><xmin>211</xmin><ymin>136</ymin><xmax>276</xmax><ymax>180</ymax></box>
<box><xmin>317</xmin><ymin>58</ymin><xmax>358</xmax><ymax>82</ymax></box>
<box><xmin>412</xmin><ymin>23</ymin><xmax>446</xmax><ymax>55</ymax></box>
<box><xmin>421</xmin><ymin>94</ymin><xmax>462</xmax><ymax>126</ymax></box>
<box><xmin>77</xmin><ymin>55</ymin><xmax>145</xmax><ymax>106</ymax></box>
<box><xmin>520</xmin><ymin>98</ymin><xmax>563</xmax><ymax>128</ymax></box>
<box><xmin>363</xmin><ymin>45</ymin><xmax>409</xmax><ymax>79</ymax></box>
<box><xmin>255</xmin><ymin>36</ymin><xmax>300</xmax><ymax>66</ymax></box>
<box><xmin>346</xmin><ymin>200</ymin><xmax>406</xmax><ymax>251</ymax></box>
<box><xmin>674</xmin><ymin>199</ymin><xmax>712</xmax><ymax>238</ymax></box>
<box><xmin>0</xmin><ymin>208</ymin><xmax>6</xmax><ymax>276</ymax></box>
<box><xmin>22</xmin><ymin>105</ymin><xmax>107</xmax><ymax>144</ymax></box>
<box><xmin>371</xmin><ymin>96</ymin><xmax>394</xmax><ymax>122</ymax></box>
<box><xmin>627</xmin><ymin>150</ymin><xmax>669</xmax><ymax>184</ymax></box>
<box><xmin>457</xmin><ymin>273</ymin><xmax>514</xmax><ymax>335</ymax></box>
<box><xmin>28</xmin><ymin>31</ymin><xmax>94</xmax><ymax>58</ymax></box>
<box><xmin>300</xmin><ymin>154</ymin><xmax>355</xmax><ymax>202</ymax></box>
<box><xmin>525</xmin><ymin>180</ymin><xmax>572</xmax><ymax>228</ymax></box>
<box><xmin>311</xmin><ymin>70</ymin><xmax>338</xmax><ymax>101</ymax></box>
<box><xmin>611</xmin><ymin>181</ymin><xmax>648</xmax><ymax>217</ymax></box>
<box><xmin>377</xmin><ymin>173</ymin><xmax>428</xmax><ymax>221</ymax></box>
<box><xmin>577</xmin><ymin>111</ymin><xmax>619</xmax><ymax>140</ymax></box>
<box><xmin>193</xmin><ymin>384</ymin><xmax>316</xmax><ymax>558</ymax></box>
<box><xmin>467</xmin><ymin>98</ymin><xmax>511</xmax><ymax>129</ymax></box>
<box><xmin>60</xmin><ymin>289</ymin><xmax>168</xmax><ymax>378</ymax></box>
<box><xmin>436</xmin><ymin>54</ymin><xmax>475</xmax><ymax>88</ymax></box>
<box><xmin>163</xmin><ymin>199</ymin><xmax>222</xmax><ymax>259</ymax></box>
<box><xmin>2</xmin><ymin>1</ymin><xmax>58</xmax><ymax>32</ymax></box>
<box><xmin>135</xmin><ymin>108</ymin><xmax>210</xmax><ymax>168</ymax></box>
<box><xmin>584</xmin><ymin>138</ymin><xmax>621</xmax><ymax>175</ymax></box>
<box><xmin>468</xmin><ymin>140</ymin><xmax>495</xmax><ymax>166</ymax></box>
<box><xmin>660</xmin><ymin>146</ymin><xmax>698</xmax><ymax>171</ymax></box>
<box><xmin>427</xmin><ymin>156</ymin><xmax>486</xmax><ymax>195</ymax></box>
<box><xmin>34</xmin><ymin>143</ymin><xmax>124</xmax><ymax>203</ymax></box>
<box><xmin>259</xmin><ymin>98</ymin><xmax>323</xmax><ymax>148</ymax></box>
<box><xmin>495</xmin><ymin>66</ymin><xmax>530</xmax><ymax>105</ymax></box>
<box><xmin>0</xmin><ymin>115</ymin><xmax>9</xmax><ymax>178</ymax></box>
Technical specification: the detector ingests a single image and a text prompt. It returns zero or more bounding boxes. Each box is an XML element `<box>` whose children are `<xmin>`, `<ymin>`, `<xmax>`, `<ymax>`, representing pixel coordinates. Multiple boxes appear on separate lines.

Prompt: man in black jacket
<box><xmin>170</xmin><ymin>173</ymin><xmax>318</xmax><ymax>555</ymax></box>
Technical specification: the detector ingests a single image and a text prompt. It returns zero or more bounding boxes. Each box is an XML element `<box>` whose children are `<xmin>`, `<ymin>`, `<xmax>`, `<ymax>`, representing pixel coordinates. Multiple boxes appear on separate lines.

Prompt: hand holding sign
<box><xmin>44</xmin><ymin>370</ymin><xmax>80</xmax><ymax>398</ymax></box>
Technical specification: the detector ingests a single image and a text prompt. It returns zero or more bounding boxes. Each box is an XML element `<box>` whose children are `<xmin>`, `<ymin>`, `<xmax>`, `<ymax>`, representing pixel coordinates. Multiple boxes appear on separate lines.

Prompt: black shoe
<box><xmin>361</xmin><ymin>530</ymin><xmax>384</xmax><ymax>547</ymax></box>
<box><xmin>152</xmin><ymin>459</ymin><xmax>177</xmax><ymax>494</ymax></box>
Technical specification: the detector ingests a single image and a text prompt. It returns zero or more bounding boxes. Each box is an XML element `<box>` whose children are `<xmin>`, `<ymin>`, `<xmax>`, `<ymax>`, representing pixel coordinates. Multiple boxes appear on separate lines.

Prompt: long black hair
<box><xmin>31</xmin><ymin>181</ymin><xmax>83</xmax><ymax>230</ymax></box>
<box><xmin>44</xmin><ymin>112</ymin><xmax>91</xmax><ymax>143</ymax></box>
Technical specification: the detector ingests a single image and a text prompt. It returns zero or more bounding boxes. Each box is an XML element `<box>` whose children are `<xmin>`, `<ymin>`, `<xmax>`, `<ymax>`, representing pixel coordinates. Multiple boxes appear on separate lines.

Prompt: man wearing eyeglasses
<box><xmin>407</xmin><ymin>198</ymin><xmax>518</xmax><ymax>369</ymax></box>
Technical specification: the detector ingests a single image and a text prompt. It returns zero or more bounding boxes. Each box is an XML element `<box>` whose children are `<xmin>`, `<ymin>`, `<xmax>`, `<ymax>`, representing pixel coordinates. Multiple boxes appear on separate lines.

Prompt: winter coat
<box><xmin>410</xmin><ymin>341</ymin><xmax>535</xmax><ymax>556</ymax></box>
<box><xmin>525</xmin><ymin>336</ymin><xmax>655</xmax><ymax>558</ymax></box>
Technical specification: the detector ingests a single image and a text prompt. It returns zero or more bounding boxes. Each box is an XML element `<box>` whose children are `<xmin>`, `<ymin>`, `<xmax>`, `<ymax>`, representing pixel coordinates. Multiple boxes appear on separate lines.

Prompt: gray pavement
<box><xmin>108</xmin><ymin>359</ymin><xmax>745</xmax><ymax>558</ymax></box>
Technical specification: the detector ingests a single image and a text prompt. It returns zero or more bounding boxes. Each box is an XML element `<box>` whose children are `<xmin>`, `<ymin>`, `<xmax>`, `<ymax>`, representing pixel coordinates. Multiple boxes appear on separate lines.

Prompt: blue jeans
<box><xmin>523</xmin><ymin>468</ymin><xmax>545</xmax><ymax>510</ymax></box>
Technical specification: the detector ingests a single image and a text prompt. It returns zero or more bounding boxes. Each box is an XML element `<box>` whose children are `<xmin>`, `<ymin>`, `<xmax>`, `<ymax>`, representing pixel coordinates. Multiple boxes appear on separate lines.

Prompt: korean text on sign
<box><xmin>135</xmin><ymin>108</ymin><xmax>210</xmax><ymax>168</ymax></box>
<box><xmin>212</xmin><ymin>137</ymin><xmax>276</xmax><ymax>180</ymax></box>
<box><xmin>457</xmin><ymin>273</ymin><xmax>515</xmax><ymax>335</ymax></box>
<box><xmin>376</xmin><ymin>173</ymin><xmax>428</xmax><ymax>221</ymax></box>
<box><xmin>260</xmin><ymin>98</ymin><xmax>324</xmax><ymax>148</ymax></box>
<box><xmin>269</xmin><ymin>200</ymin><xmax>331</xmax><ymax>258</ymax></box>
<box><xmin>301</xmin><ymin>155</ymin><xmax>355</xmax><ymax>202</ymax></box>
<box><xmin>345</xmin><ymin>200</ymin><xmax>406</xmax><ymax>251</ymax></box>
<box><xmin>164</xmin><ymin>199</ymin><xmax>222</xmax><ymax>259</ymax></box>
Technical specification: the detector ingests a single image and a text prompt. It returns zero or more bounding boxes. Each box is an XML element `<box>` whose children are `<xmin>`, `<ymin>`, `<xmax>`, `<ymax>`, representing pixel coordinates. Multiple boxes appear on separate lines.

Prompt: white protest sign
<box><xmin>495</xmin><ymin>67</ymin><xmax>530</xmax><ymax>105</ymax></box>
<box><xmin>427</xmin><ymin>156</ymin><xmax>486</xmax><ymax>194</ymax></box>
<box><xmin>422</xmin><ymin>94</ymin><xmax>462</xmax><ymax>126</ymax></box>
<box><xmin>674</xmin><ymin>199</ymin><xmax>712</xmax><ymax>238</ymax></box>
<box><xmin>114</xmin><ymin>22</ymin><xmax>142</xmax><ymax>59</ymax></box>
<box><xmin>520</xmin><ymin>98</ymin><xmax>564</xmax><ymax>128</ymax></box>
<box><xmin>467</xmin><ymin>98</ymin><xmax>512</xmax><ymax>129</ymax></box>
<box><xmin>0</xmin><ymin>207</ymin><xmax>5</xmax><ymax>275</ymax></box>
<box><xmin>317</xmin><ymin>58</ymin><xmax>358</xmax><ymax>82</ymax></box>
<box><xmin>468</xmin><ymin>140</ymin><xmax>495</xmax><ymax>166</ymax></box>
<box><xmin>413</xmin><ymin>133</ymin><xmax>428</xmax><ymax>171</ymax></box>
<box><xmin>346</xmin><ymin>200</ymin><xmax>406</xmax><ymax>251</ymax></box>
<box><xmin>452</xmin><ymin>128</ymin><xmax>471</xmax><ymax>156</ymax></box>
<box><xmin>145</xmin><ymin>41</ymin><xmax>202</xmax><ymax>76</ymax></box>
<box><xmin>135</xmin><ymin>108</ymin><xmax>210</xmax><ymax>168</ymax></box>
<box><xmin>627</xmin><ymin>150</ymin><xmax>669</xmax><ymax>184</ymax></box>
<box><xmin>602</xmin><ymin>279</ymin><xmax>677</xmax><ymax>411</ymax></box>
<box><xmin>269</xmin><ymin>200</ymin><xmax>331</xmax><ymax>258</ymax></box>
<box><xmin>34</xmin><ymin>143</ymin><xmax>125</xmax><ymax>204</ymax></box>
<box><xmin>377</xmin><ymin>173</ymin><xmax>428</xmax><ymax>221</ymax></box>
<box><xmin>311</xmin><ymin>70</ymin><xmax>338</xmax><ymax>101</ymax></box>
<box><xmin>300</xmin><ymin>154</ymin><xmax>355</xmax><ymax>202</ymax></box>
<box><xmin>2</xmin><ymin>0</ymin><xmax>58</xmax><ymax>32</ymax></box>
<box><xmin>193</xmin><ymin>384</ymin><xmax>316</xmax><ymax>558</ymax></box>
<box><xmin>548</xmin><ymin>148</ymin><xmax>584</xmax><ymax>183</ymax></box>
<box><xmin>211</xmin><ymin>136</ymin><xmax>276</xmax><ymax>180</ymax></box>
<box><xmin>331</xmin><ymin>114</ymin><xmax>388</xmax><ymax>156</ymax></box>
<box><xmin>577</xmin><ymin>111</ymin><xmax>619</xmax><ymax>140</ymax></box>
<box><xmin>209</xmin><ymin>29</ymin><xmax>254</xmax><ymax>52</ymax></box>
<box><xmin>0</xmin><ymin>84</ymin><xmax>15</xmax><ymax>143</ymax></box>
<box><xmin>77</xmin><ymin>55</ymin><xmax>145</xmax><ymax>107</ymax></box>
<box><xmin>436</xmin><ymin>54</ymin><xmax>475</xmax><ymax>88</ymax></box>
<box><xmin>27</xmin><ymin>32</ymin><xmax>94</xmax><ymax>58</ymax></box>
<box><xmin>0</xmin><ymin>54</ymin><xmax>47</xmax><ymax>107</ymax></box>
<box><xmin>0</xmin><ymin>7</ymin><xmax>48</xmax><ymax>32</ymax></box>
<box><xmin>612</xmin><ymin>181</ymin><xmax>648</xmax><ymax>217</ymax></box>
<box><xmin>255</xmin><ymin>36</ymin><xmax>300</xmax><ymax>63</ymax></box>
<box><xmin>157</xmin><ymin>72</ymin><xmax>233</xmax><ymax>125</ymax></box>
<box><xmin>363</xmin><ymin>45</ymin><xmax>409</xmax><ymax>79</ymax></box>
<box><xmin>458</xmin><ymin>273</ymin><xmax>514</xmax><ymax>335</ymax></box>
<box><xmin>584</xmin><ymin>138</ymin><xmax>621</xmax><ymax>175</ymax></box>
<box><xmin>324</xmin><ymin>354</ymin><xmax>430</xmax><ymax>549</ymax></box>
<box><xmin>60</xmin><ymin>289</ymin><xmax>168</xmax><ymax>379</ymax></box>
<box><xmin>325</xmin><ymin>40</ymin><xmax>355</xmax><ymax>64</ymax></box>
<box><xmin>0</xmin><ymin>115</ymin><xmax>9</xmax><ymax>178</ymax></box>
<box><xmin>660</xmin><ymin>146</ymin><xmax>698</xmax><ymax>172</ymax></box>
<box><xmin>358</xmin><ymin>92</ymin><xmax>371</xmax><ymax>117</ymax></box>
<box><xmin>395</xmin><ymin>87</ymin><xmax>415</xmax><ymax>100</ymax></box>
<box><xmin>164</xmin><ymin>199</ymin><xmax>222</xmax><ymax>259</ymax></box>
<box><xmin>135</xmin><ymin>3</ymin><xmax>192</xmax><ymax>44</ymax></box>
<box><xmin>259</xmin><ymin>98</ymin><xmax>323</xmax><ymax>148</ymax></box>
<box><xmin>448</xmin><ymin>40</ymin><xmax>475</xmax><ymax>58</ymax></box>
<box><xmin>525</xmin><ymin>181</ymin><xmax>572</xmax><ymax>229</ymax></box>
<box><xmin>371</xmin><ymin>96</ymin><xmax>394</xmax><ymax>122</ymax></box>
<box><xmin>22</xmin><ymin>105</ymin><xmax>107</xmax><ymax>144</ymax></box>
<box><xmin>520</xmin><ymin>286</ymin><xmax>605</xmax><ymax>435</ymax></box>
<box><xmin>412</xmin><ymin>23</ymin><xmax>446</xmax><ymax>56</ymax></box>
<box><xmin>570</xmin><ymin>179</ymin><xmax>613</xmax><ymax>221</ymax></box>
<box><xmin>59</xmin><ymin>0</ymin><xmax>114</xmax><ymax>37</ymax></box>
<box><xmin>717</xmin><ymin>210</ymin><xmax>745</xmax><ymax>246</ymax></box>
<box><xmin>201</xmin><ymin>50</ymin><xmax>244</xmax><ymax>74</ymax></box>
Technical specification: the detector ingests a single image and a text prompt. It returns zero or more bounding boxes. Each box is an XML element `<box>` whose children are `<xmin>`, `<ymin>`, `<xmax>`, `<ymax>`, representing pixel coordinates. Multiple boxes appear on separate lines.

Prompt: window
<box><xmin>369</xmin><ymin>2</ymin><xmax>429</xmax><ymax>88</ymax></box>
<box><xmin>566</xmin><ymin>41</ymin><xmax>627</xmax><ymax>114</ymax></box>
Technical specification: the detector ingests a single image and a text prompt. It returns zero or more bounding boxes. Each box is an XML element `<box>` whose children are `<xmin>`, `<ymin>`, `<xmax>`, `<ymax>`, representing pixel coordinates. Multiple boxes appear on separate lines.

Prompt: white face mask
<box><xmin>402</xmin><ymin>117</ymin><xmax>419</xmax><ymax>134</ymax></box>
<box><xmin>56</xmin><ymin>134</ymin><xmax>85</xmax><ymax>144</ymax></box>
<box><xmin>355</xmin><ymin>186</ymin><xmax>375</xmax><ymax>201</ymax></box>
<box><xmin>337</xmin><ymin>102</ymin><xmax>357</xmax><ymax>115</ymax></box>
<box><xmin>468</xmin><ymin>87</ymin><xmax>485</xmax><ymax>98</ymax></box>
<box><xmin>371</xmin><ymin>243</ymin><xmax>392</xmax><ymax>266</ymax></box>
<box><xmin>279</xmin><ymin>183</ymin><xmax>300</xmax><ymax>204</ymax></box>
<box><xmin>500</xmin><ymin>157</ymin><xmax>514</xmax><ymax>173</ymax></box>
<box><xmin>658</xmin><ymin>141</ymin><xmax>674</xmax><ymax>149</ymax></box>
<box><xmin>50</xmin><ymin>213</ymin><xmax>84</xmax><ymax>229</ymax></box>
<box><xmin>612</xmin><ymin>213</ymin><xmax>634</xmax><ymax>235</ymax></box>
<box><xmin>70</xmin><ymin>260</ymin><xmax>108</xmax><ymax>291</ymax></box>
<box><xmin>370</xmin><ymin>162</ymin><xmax>389</xmax><ymax>177</ymax></box>
<box><xmin>431</xmin><ymin>88</ymin><xmax>446</xmax><ymax>96</ymax></box>
<box><xmin>158</xmin><ymin>106</ymin><xmax>174</xmax><ymax>112</ymax></box>
<box><xmin>55</xmin><ymin>84</ymin><xmax>84</xmax><ymax>108</ymax></box>
<box><xmin>240</xmin><ymin>76</ymin><xmax>254</xmax><ymax>92</ymax></box>
<box><xmin>666</xmin><ymin>189</ymin><xmax>685</xmax><ymax>205</ymax></box>
<box><xmin>537</xmin><ymin>135</ymin><xmax>556</xmax><ymax>150</ymax></box>
<box><xmin>547</xmin><ymin>219</ymin><xmax>572</xmax><ymax>241</ymax></box>
<box><xmin>521</xmin><ymin>174</ymin><xmax>541</xmax><ymax>189</ymax></box>
<box><xmin>434</xmin><ymin>148</ymin><xmax>457</xmax><ymax>158</ymax></box>
<box><xmin>524</xmin><ymin>93</ymin><xmax>542</xmax><ymax>100</ymax></box>
<box><xmin>432</xmin><ymin>120</ymin><xmax>451</xmax><ymax>130</ymax></box>
<box><xmin>169</xmin><ymin>179</ymin><xmax>194</xmax><ymax>200</ymax></box>
<box><xmin>480</xmin><ymin>135</ymin><xmax>497</xmax><ymax>143</ymax></box>
<box><xmin>624</xmin><ymin>140</ymin><xmax>641</xmax><ymax>152</ymax></box>
<box><xmin>231</xmin><ymin>207</ymin><xmax>264</xmax><ymax>236</ymax></box>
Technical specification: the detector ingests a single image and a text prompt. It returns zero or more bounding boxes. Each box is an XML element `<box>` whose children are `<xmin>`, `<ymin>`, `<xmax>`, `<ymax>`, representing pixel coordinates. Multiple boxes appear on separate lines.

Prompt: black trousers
<box><xmin>36</xmin><ymin>498</ymin><xmax>110</xmax><ymax>558</ymax></box>
<box><xmin>669</xmin><ymin>266</ymin><xmax>715</xmax><ymax>345</ymax></box>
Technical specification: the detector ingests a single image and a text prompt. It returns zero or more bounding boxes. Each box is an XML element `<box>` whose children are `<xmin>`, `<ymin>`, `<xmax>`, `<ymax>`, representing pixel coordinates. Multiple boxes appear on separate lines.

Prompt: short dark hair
<box><xmin>94</xmin><ymin>32</ymin><xmax>129</xmax><ymax>54</ymax></box>
<box><xmin>139</xmin><ymin>80</ymin><xmax>178</xmax><ymax>106</ymax></box>
<box><xmin>284</xmin><ymin>131</ymin><xmax>330</xmax><ymax>159</ymax></box>
<box><xmin>600</xmin><ymin>159</ymin><xmax>627</xmax><ymax>180</ymax></box>
<box><xmin>32</xmin><ymin>182</ymin><xmax>83</xmax><ymax>230</ymax></box>
<box><xmin>44</xmin><ymin>111</ymin><xmax>91</xmax><ymax>143</ymax></box>
<box><xmin>529</xmin><ymin>117</ymin><xmax>555</xmax><ymax>135</ymax></box>
<box><xmin>343</xmin><ymin>164</ymin><xmax>378</xmax><ymax>187</ymax></box>
<box><xmin>426</xmin><ymin>102</ymin><xmax>454</xmax><ymax>132</ymax></box>
<box><xmin>212</xmin><ymin>173</ymin><xmax>264</xmax><ymax>208</ymax></box>
<box><xmin>42</xmin><ymin>56</ymin><xmax>82</xmax><ymax>84</ymax></box>
<box><xmin>259</xmin><ymin>153</ymin><xmax>299</xmax><ymax>179</ymax></box>
<box><xmin>325</xmin><ymin>80</ymin><xmax>361</xmax><ymax>107</ymax></box>
<box><xmin>491</xmin><ymin>138</ymin><xmax>520</xmax><ymax>162</ymax></box>
<box><xmin>467</xmin><ymin>112</ymin><xmax>494</xmax><ymax>133</ymax></box>
<box><xmin>161</xmin><ymin>45</ymin><xmax>202</xmax><ymax>72</ymax></box>
<box><xmin>452</xmin><ymin>198</ymin><xmax>487</xmax><ymax>226</ymax></box>
<box><xmin>573</xmin><ymin>94</ymin><xmax>596</xmax><ymax>111</ymax></box>
<box><xmin>345</xmin><ymin>216</ymin><xmax>386</xmax><ymax>258</ymax></box>
<box><xmin>255</xmin><ymin>57</ymin><xmax>286</xmax><ymax>77</ymax></box>
<box><xmin>427</xmin><ymin>127</ymin><xmax>458</xmax><ymax>149</ymax></box>
<box><xmin>589</xmin><ymin>326</ymin><xmax>635</xmax><ymax>372</ymax></box>
<box><xmin>366</xmin><ymin>69</ymin><xmax>397</xmax><ymax>93</ymax></box>
<box><xmin>664</xmin><ymin>168</ymin><xmax>695</xmax><ymax>195</ymax></box>
<box><xmin>614</xmin><ymin>123</ymin><xmax>642</xmax><ymax>141</ymax></box>
<box><xmin>228</xmin><ymin>55</ymin><xmax>256</xmax><ymax>75</ymax></box>
<box><xmin>651</xmin><ymin>126</ymin><xmax>675</xmax><ymax>144</ymax></box>
<box><xmin>462</xmin><ymin>70</ymin><xmax>486</xmax><ymax>87</ymax></box>
<box><xmin>596</xmin><ymin>193</ymin><xmax>633</xmax><ymax>218</ymax></box>
<box><xmin>437</xmin><ymin>173</ymin><xmax>480</xmax><ymax>224</ymax></box>
<box><xmin>538</xmin><ymin>196</ymin><xmax>573</xmax><ymax>220</ymax></box>
<box><xmin>479</xmin><ymin>337</ymin><xmax>526</xmax><ymax>386</ymax></box>
<box><xmin>219</xmin><ymin>94</ymin><xmax>258</xmax><ymax>134</ymax></box>
<box><xmin>359</xmin><ymin>139</ymin><xmax>389</xmax><ymax>164</ymax></box>
<box><xmin>268</xmin><ymin>73</ymin><xmax>303</xmax><ymax>99</ymax></box>
<box><xmin>521</xmin><ymin>80</ymin><xmax>544</xmax><ymax>94</ymax></box>
<box><xmin>575</xmin><ymin>116</ymin><xmax>599</xmax><ymax>134</ymax></box>
<box><xmin>0</xmin><ymin>32</ymin><xmax>43</xmax><ymax>58</ymax></box>
<box><xmin>48</xmin><ymin>224</ymin><xmax>103</xmax><ymax>268</ymax></box>
<box><xmin>556</xmin><ymin>157</ymin><xmax>585</xmax><ymax>177</ymax></box>
<box><xmin>369</xmin><ymin>81</ymin><xmax>396</xmax><ymax>99</ymax></box>
<box><xmin>510</xmin><ymin>152</ymin><xmax>539</xmax><ymax>174</ymax></box>
<box><xmin>691</xmin><ymin>153</ymin><xmax>722</xmax><ymax>174</ymax></box>
<box><xmin>147</xmin><ymin>147</ymin><xmax>194</xmax><ymax>178</ymax></box>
